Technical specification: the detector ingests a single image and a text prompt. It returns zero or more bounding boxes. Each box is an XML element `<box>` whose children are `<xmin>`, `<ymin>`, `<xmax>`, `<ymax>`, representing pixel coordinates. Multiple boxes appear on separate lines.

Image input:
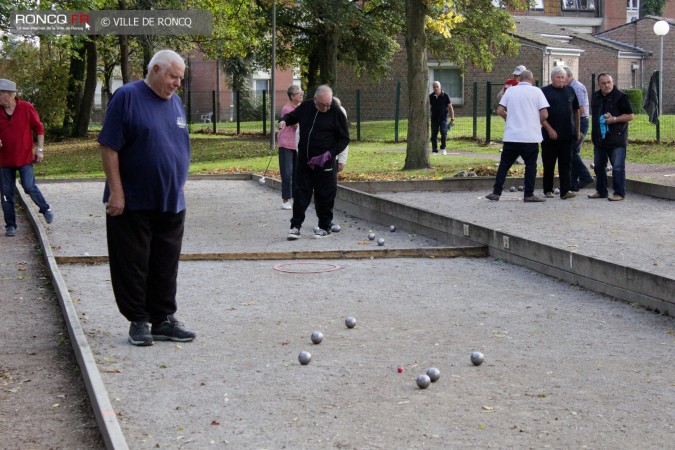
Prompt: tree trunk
<box><xmin>318</xmin><ymin>31</ymin><xmax>338</xmax><ymax>89</ymax></box>
<box><xmin>305</xmin><ymin>47</ymin><xmax>320</xmax><ymax>93</ymax></box>
<box><xmin>72</xmin><ymin>38</ymin><xmax>97</xmax><ymax>137</ymax></box>
<box><xmin>63</xmin><ymin>40</ymin><xmax>85</xmax><ymax>132</ymax></box>
<box><xmin>403</xmin><ymin>0</ymin><xmax>430</xmax><ymax>170</ymax></box>
<box><xmin>118</xmin><ymin>0</ymin><xmax>131</xmax><ymax>83</ymax></box>
<box><xmin>119</xmin><ymin>35</ymin><xmax>131</xmax><ymax>83</ymax></box>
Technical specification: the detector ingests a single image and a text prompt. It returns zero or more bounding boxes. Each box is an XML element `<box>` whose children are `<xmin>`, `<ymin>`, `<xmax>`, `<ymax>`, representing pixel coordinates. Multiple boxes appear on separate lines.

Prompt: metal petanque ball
<box><xmin>368</xmin><ymin>232</ymin><xmax>376</xmax><ymax>241</ymax></box>
<box><xmin>377</xmin><ymin>238</ymin><xmax>385</xmax><ymax>246</ymax></box>
<box><xmin>258</xmin><ymin>177</ymin><xmax>266</xmax><ymax>184</ymax></box>
<box><xmin>518</xmin><ymin>185</ymin><xmax>524</xmax><ymax>192</ymax></box>
<box><xmin>590</xmin><ymin>163</ymin><xmax>595</xmax><ymax>169</ymax></box>
<box><xmin>345</xmin><ymin>316</ymin><xmax>357</xmax><ymax>329</ymax></box>
<box><xmin>390</xmin><ymin>225</ymin><xmax>396</xmax><ymax>232</ymax></box>
<box><xmin>471</xmin><ymin>351</ymin><xmax>484</xmax><ymax>366</ymax></box>
<box><xmin>416</xmin><ymin>374</ymin><xmax>431</xmax><ymax>389</ymax></box>
<box><xmin>298</xmin><ymin>351</ymin><xmax>312</xmax><ymax>365</ymax></box>
<box><xmin>310</xmin><ymin>331</ymin><xmax>323</xmax><ymax>344</ymax></box>
<box><xmin>330</xmin><ymin>224</ymin><xmax>341</xmax><ymax>233</ymax></box>
<box><xmin>554</xmin><ymin>188</ymin><xmax>560</xmax><ymax>195</ymax></box>
<box><xmin>509</xmin><ymin>186</ymin><xmax>516</xmax><ymax>192</ymax></box>
<box><xmin>426</xmin><ymin>367</ymin><xmax>441</xmax><ymax>382</ymax></box>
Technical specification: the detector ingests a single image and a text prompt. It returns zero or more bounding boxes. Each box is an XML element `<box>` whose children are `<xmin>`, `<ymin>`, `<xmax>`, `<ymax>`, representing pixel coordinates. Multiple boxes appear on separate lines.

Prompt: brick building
<box><xmin>336</xmin><ymin>9</ymin><xmax>673</xmax><ymax>121</ymax></box>
<box><xmin>596</xmin><ymin>16</ymin><xmax>675</xmax><ymax>114</ymax></box>
<box><xmin>185</xmin><ymin>49</ymin><xmax>297</xmax><ymax>124</ymax></box>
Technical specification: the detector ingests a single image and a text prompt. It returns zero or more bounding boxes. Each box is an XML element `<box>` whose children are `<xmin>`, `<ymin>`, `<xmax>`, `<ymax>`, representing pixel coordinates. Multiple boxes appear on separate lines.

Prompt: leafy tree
<box><xmin>0</xmin><ymin>38</ymin><xmax>71</xmax><ymax>130</ymax></box>
<box><xmin>641</xmin><ymin>0</ymin><xmax>668</xmax><ymax>16</ymax></box>
<box><xmin>403</xmin><ymin>0</ymin><xmax>526</xmax><ymax>170</ymax></box>
<box><xmin>264</xmin><ymin>0</ymin><xmax>405</xmax><ymax>92</ymax></box>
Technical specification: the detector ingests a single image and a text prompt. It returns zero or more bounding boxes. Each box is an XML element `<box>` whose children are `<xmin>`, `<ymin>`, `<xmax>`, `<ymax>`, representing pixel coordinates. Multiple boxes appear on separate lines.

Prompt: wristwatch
<box><xmin>37</xmin><ymin>148</ymin><xmax>44</xmax><ymax>153</ymax></box>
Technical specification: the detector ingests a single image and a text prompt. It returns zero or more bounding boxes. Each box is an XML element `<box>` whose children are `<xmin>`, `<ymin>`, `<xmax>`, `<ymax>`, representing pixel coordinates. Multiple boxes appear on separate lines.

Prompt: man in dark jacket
<box><xmin>429</xmin><ymin>81</ymin><xmax>454</xmax><ymax>155</ymax></box>
<box><xmin>589</xmin><ymin>73</ymin><xmax>634</xmax><ymax>201</ymax></box>
<box><xmin>540</xmin><ymin>66</ymin><xmax>580</xmax><ymax>199</ymax></box>
<box><xmin>278</xmin><ymin>85</ymin><xmax>349</xmax><ymax>239</ymax></box>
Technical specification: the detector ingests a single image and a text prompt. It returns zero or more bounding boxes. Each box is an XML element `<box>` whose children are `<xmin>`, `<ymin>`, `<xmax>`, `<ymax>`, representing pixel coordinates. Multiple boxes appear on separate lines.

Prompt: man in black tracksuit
<box><xmin>278</xmin><ymin>85</ymin><xmax>350</xmax><ymax>239</ymax></box>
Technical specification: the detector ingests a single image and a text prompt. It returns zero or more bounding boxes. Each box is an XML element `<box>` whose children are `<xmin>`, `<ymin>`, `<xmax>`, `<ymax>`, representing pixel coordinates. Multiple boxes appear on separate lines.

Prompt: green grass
<box><xmin>35</xmin><ymin>131</ymin><xmax>673</xmax><ymax>181</ymax></box>
<box><xmin>193</xmin><ymin>113</ymin><xmax>675</xmax><ymax>144</ymax></box>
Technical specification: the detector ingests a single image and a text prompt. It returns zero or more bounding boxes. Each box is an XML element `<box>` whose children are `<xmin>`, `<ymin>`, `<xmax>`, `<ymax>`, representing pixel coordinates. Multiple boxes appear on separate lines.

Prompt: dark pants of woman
<box><xmin>106</xmin><ymin>209</ymin><xmax>185</xmax><ymax>324</ymax></box>
<box><xmin>278</xmin><ymin>147</ymin><xmax>297</xmax><ymax>200</ymax></box>
<box><xmin>541</xmin><ymin>139</ymin><xmax>573</xmax><ymax>196</ymax></box>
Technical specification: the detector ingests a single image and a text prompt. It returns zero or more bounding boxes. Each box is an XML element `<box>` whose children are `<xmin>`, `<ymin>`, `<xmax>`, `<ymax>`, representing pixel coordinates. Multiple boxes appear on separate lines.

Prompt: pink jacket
<box><xmin>277</xmin><ymin>103</ymin><xmax>298</xmax><ymax>150</ymax></box>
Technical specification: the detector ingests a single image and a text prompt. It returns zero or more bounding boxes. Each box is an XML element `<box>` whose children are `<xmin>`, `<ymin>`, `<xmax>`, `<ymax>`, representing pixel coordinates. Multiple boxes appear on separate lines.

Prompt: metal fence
<box><xmin>183</xmin><ymin>81</ymin><xmax>674</xmax><ymax>144</ymax></box>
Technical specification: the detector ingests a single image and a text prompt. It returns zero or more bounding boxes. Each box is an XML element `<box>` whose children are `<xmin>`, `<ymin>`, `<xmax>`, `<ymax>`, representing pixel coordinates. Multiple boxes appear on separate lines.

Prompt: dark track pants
<box><xmin>541</xmin><ymin>139</ymin><xmax>573</xmax><ymax>196</ymax></box>
<box><xmin>290</xmin><ymin>161</ymin><xmax>338</xmax><ymax>231</ymax></box>
<box><xmin>106</xmin><ymin>209</ymin><xmax>185</xmax><ymax>324</ymax></box>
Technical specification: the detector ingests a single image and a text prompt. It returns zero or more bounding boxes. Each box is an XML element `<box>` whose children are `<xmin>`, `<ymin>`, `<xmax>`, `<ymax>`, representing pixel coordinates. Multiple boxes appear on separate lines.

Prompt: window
<box><xmin>627</xmin><ymin>0</ymin><xmax>639</xmax><ymax>11</ymax></box>
<box><xmin>561</xmin><ymin>0</ymin><xmax>595</xmax><ymax>10</ymax></box>
<box><xmin>428</xmin><ymin>66</ymin><xmax>464</xmax><ymax>105</ymax></box>
<box><xmin>531</xmin><ymin>0</ymin><xmax>544</xmax><ymax>9</ymax></box>
<box><xmin>253</xmin><ymin>79</ymin><xmax>268</xmax><ymax>102</ymax></box>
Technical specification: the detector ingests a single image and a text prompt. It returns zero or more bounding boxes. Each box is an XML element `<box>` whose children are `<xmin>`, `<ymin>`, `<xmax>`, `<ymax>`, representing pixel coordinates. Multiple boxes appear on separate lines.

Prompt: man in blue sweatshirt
<box><xmin>278</xmin><ymin>85</ymin><xmax>350</xmax><ymax>239</ymax></box>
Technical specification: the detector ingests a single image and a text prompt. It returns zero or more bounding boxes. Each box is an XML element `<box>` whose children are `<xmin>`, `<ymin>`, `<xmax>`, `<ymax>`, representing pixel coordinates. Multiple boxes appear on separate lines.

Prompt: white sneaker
<box><xmin>441</xmin><ymin>149</ymin><xmax>447</xmax><ymax>155</ymax></box>
<box><xmin>281</xmin><ymin>202</ymin><xmax>292</xmax><ymax>210</ymax></box>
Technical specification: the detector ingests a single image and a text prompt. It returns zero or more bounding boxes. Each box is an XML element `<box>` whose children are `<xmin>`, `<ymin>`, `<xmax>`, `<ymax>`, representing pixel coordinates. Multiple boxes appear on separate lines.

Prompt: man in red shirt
<box><xmin>495</xmin><ymin>65</ymin><xmax>526</xmax><ymax>108</ymax></box>
<box><xmin>0</xmin><ymin>79</ymin><xmax>53</xmax><ymax>237</ymax></box>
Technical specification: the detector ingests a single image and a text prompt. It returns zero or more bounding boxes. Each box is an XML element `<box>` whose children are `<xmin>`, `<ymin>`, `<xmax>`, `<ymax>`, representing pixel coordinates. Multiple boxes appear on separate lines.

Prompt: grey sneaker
<box><xmin>314</xmin><ymin>228</ymin><xmax>332</xmax><ymax>239</ymax></box>
<box><xmin>485</xmin><ymin>193</ymin><xmax>500</xmax><ymax>201</ymax></box>
<box><xmin>128</xmin><ymin>322</ymin><xmax>153</xmax><ymax>346</ymax></box>
<box><xmin>152</xmin><ymin>316</ymin><xmax>196</xmax><ymax>342</ymax></box>
<box><xmin>287</xmin><ymin>227</ymin><xmax>301</xmax><ymax>240</ymax></box>
<box><xmin>524</xmin><ymin>195</ymin><xmax>546</xmax><ymax>203</ymax></box>
<box><xmin>43</xmin><ymin>209</ymin><xmax>53</xmax><ymax>224</ymax></box>
<box><xmin>5</xmin><ymin>226</ymin><xmax>16</xmax><ymax>237</ymax></box>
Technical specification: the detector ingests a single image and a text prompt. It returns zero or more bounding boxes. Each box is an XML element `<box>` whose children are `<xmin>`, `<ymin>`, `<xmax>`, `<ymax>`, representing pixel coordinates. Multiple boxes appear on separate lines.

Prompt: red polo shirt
<box><xmin>0</xmin><ymin>98</ymin><xmax>44</xmax><ymax>167</ymax></box>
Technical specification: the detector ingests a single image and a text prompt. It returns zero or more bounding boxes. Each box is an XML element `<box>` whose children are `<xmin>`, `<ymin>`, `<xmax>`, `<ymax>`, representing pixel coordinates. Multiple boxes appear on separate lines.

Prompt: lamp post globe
<box><xmin>653</xmin><ymin>20</ymin><xmax>670</xmax><ymax>37</ymax></box>
<box><xmin>653</xmin><ymin>20</ymin><xmax>670</xmax><ymax>131</ymax></box>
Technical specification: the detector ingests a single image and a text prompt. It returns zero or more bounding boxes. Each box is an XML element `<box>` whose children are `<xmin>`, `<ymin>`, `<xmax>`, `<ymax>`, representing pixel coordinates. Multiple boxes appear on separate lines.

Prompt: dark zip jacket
<box><xmin>591</xmin><ymin>86</ymin><xmax>633</xmax><ymax>148</ymax></box>
<box><xmin>279</xmin><ymin>99</ymin><xmax>349</xmax><ymax>164</ymax></box>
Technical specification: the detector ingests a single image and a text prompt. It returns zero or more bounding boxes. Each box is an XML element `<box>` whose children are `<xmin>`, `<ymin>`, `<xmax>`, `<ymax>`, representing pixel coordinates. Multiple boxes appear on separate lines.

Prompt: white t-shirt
<box><xmin>337</xmin><ymin>105</ymin><xmax>348</xmax><ymax>165</ymax></box>
<box><xmin>499</xmin><ymin>82</ymin><xmax>549</xmax><ymax>143</ymax></box>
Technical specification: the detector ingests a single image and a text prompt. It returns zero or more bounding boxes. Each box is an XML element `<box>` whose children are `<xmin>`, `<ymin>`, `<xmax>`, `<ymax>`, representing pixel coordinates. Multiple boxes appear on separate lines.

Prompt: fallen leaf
<box><xmin>211</xmin><ymin>420</ymin><xmax>220</xmax><ymax>425</ymax></box>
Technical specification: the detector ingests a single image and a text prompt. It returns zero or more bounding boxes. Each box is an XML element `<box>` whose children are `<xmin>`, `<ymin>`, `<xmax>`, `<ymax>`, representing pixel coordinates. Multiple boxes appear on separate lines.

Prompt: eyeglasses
<box><xmin>293</xmin><ymin>91</ymin><xmax>304</xmax><ymax>96</ymax></box>
<box><xmin>314</xmin><ymin>99</ymin><xmax>331</xmax><ymax>110</ymax></box>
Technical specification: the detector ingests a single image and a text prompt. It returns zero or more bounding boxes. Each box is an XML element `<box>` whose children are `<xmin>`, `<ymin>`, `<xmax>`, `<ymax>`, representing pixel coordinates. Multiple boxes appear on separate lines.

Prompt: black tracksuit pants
<box><xmin>106</xmin><ymin>209</ymin><xmax>185</xmax><ymax>324</ymax></box>
<box><xmin>290</xmin><ymin>159</ymin><xmax>338</xmax><ymax>232</ymax></box>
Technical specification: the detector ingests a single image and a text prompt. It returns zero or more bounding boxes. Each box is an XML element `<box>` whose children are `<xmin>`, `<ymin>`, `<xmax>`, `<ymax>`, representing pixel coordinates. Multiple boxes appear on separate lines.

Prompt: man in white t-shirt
<box><xmin>486</xmin><ymin>70</ymin><xmax>549</xmax><ymax>203</ymax></box>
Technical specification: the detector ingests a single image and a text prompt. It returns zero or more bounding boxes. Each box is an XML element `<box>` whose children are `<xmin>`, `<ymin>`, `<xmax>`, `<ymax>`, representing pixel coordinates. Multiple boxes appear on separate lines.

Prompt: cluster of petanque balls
<box><xmin>298</xmin><ymin>317</ymin><xmax>486</xmax><ymax>390</ymax></box>
<box><xmin>415</xmin><ymin>352</ymin><xmax>485</xmax><ymax>390</ymax></box>
<box><xmin>366</xmin><ymin>225</ymin><xmax>397</xmax><ymax>246</ymax></box>
<box><xmin>297</xmin><ymin>316</ymin><xmax>357</xmax><ymax>366</ymax></box>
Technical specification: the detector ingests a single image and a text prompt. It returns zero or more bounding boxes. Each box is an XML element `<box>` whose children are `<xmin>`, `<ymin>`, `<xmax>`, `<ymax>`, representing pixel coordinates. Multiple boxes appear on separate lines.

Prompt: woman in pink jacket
<box><xmin>277</xmin><ymin>85</ymin><xmax>303</xmax><ymax>210</ymax></box>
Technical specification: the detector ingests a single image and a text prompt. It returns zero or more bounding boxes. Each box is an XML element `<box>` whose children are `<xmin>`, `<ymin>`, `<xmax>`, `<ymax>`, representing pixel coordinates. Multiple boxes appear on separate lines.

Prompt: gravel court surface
<box><xmin>37</xmin><ymin>180</ymin><xmax>443</xmax><ymax>257</ymax></box>
<box><xmin>377</xmin><ymin>188</ymin><xmax>675</xmax><ymax>280</ymax></box>
<box><xmin>0</xmin><ymin>207</ymin><xmax>103</xmax><ymax>449</ymax></box>
<box><xmin>61</xmin><ymin>257</ymin><xmax>674</xmax><ymax>449</ymax></box>
<box><xmin>25</xmin><ymin>178</ymin><xmax>675</xmax><ymax>448</ymax></box>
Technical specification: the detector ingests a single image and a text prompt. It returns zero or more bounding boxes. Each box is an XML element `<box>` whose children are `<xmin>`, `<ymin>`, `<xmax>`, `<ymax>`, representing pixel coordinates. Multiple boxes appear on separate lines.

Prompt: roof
<box><xmin>511</xmin><ymin>16</ymin><xmax>645</xmax><ymax>56</ymax></box>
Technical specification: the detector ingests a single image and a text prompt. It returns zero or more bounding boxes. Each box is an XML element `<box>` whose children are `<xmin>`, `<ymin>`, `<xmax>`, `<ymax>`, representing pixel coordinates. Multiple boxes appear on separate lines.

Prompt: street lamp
<box><xmin>653</xmin><ymin>20</ymin><xmax>670</xmax><ymax>123</ymax></box>
<box><xmin>271</xmin><ymin>0</ymin><xmax>277</xmax><ymax>150</ymax></box>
